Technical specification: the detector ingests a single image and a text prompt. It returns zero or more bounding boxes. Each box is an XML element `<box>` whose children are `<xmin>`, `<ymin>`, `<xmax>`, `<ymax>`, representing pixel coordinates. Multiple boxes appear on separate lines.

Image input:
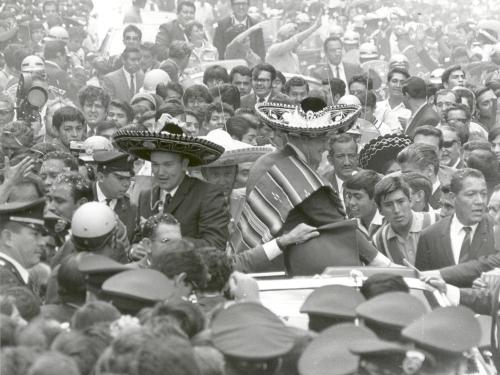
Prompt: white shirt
<box><xmin>431</xmin><ymin>179</ymin><xmax>440</xmax><ymax>195</ymax></box>
<box><xmin>329</xmin><ymin>62</ymin><xmax>347</xmax><ymax>87</ymax></box>
<box><xmin>0</xmin><ymin>252</ymin><xmax>29</xmax><ymax>284</ymax></box>
<box><xmin>374</xmin><ymin>99</ymin><xmax>410</xmax><ymax>133</ymax></box>
<box><xmin>333</xmin><ymin>173</ymin><xmax>346</xmax><ymax>210</ymax></box>
<box><xmin>122</xmin><ymin>67</ymin><xmax>135</xmax><ymax>90</ymax></box>
<box><xmin>158</xmin><ymin>184</ymin><xmax>181</xmax><ymax>213</ymax></box>
<box><xmin>449</xmin><ymin>214</ymin><xmax>479</xmax><ymax>264</ymax></box>
<box><xmin>96</xmin><ymin>182</ymin><xmax>117</xmax><ymax>210</ymax></box>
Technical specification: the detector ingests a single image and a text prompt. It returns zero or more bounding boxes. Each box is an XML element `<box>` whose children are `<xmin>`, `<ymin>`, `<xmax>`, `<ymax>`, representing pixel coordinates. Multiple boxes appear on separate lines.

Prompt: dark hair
<box><xmin>475</xmin><ymin>86</ymin><xmax>494</xmax><ymax>102</ymax></box>
<box><xmin>387</xmin><ymin>67</ymin><xmax>410</xmax><ymax>82</ymax></box>
<box><xmin>230</xmin><ymin>65</ymin><xmax>252</xmax><ymax>81</ymax></box>
<box><xmin>360</xmin><ymin>273</ymin><xmax>409</xmax><ymax>299</ymax></box>
<box><xmin>157</xmin><ymin>81</ymin><xmax>185</xmax><ymax>100</ymax></box>
<box><xmin>226</xmin><ymin>115</ymin><xmax>255</xmax><ymax>140</ymax></box>
<box><xmin>397</xmin><ymin>143</ymin><xmax>440</xmax><ymax>175</ymax></box>
<box><xmin>209</xmin><ymin>84</ymin><xmax>240</xmax><ymax>109</ymax></box>
<box><xmin>449</xmin><ymin>168</ymin><xmax>485</xmax><ymax>195</ymax></box>
<box><xmin>2</xmin><ymin>287</ymin><xmax>41</xmax><ymax>321</ymax></box>
<box><xmin>52</xmin><ymin>106</ymin><xmax>85</xmax><ymax>131</ymax></box>
<box><xmin>168</xmin><ymin>41</ymin><xmax>192</xmax><ymax>60</ymax></box>
<box><xmin>123</xmin><ymin>24</ymin><xmax>142</xmax><ymax>41</ymax></box>
<box><xmin>109</xmin><ymin>99</ymin><xmax>134</xmax><ymax>123</ymax></box>
<box><xmin>43</xmin><ymin>40</ymin><xmax>66</xmax><ymax>60</ymax></box>
<box><xmin>204</xmin><ymin>102</ymin><xmax>234</xmax><ymax>123</ymax></box>
<box><xmin>121</xmin><ymin>46</ymin><xmax>141</xmax><ymax>60</ymax></box>
<box><xmin>251</xmin><ymin>63</ymin><xmax>276</xmax><ymax>82</ymax></box>
<box><xmin>70</xmin><ymin>301</ymin><xmax>121</xmax><ymax>330</ymax></box>
<box><xmin>96</xmin><ymin>120</ymin><xmax>118</xmax><ymax>136</ymax></box>
<box><xmin>349</xmin><ymin>74</ymin><xmax>373</xmax><ymax>91</ymax></box>
<box><xmin>203</xmin><ymin>65</ymin><xmax>229</xmax><ymax>86</ymax></box>
<box><xmin>57</xmin><ymin>255</ymin><xmax>86</xmax><ymax>300</ymax></box>
<box><xmin>434</xmin><ymin>88</ymin><xmax>456</xmax><ymax>105</ymax></box>
<box><xmin>323</xmin><ymin>36</ymin><xmax>343</xmax><ymax>51</ymax></box>
<box><xmin>413</xmin><ymin>125</ymin><xmax>443</xmax><ymax>149</ymax></box>
<box><xmin>177</xmin><ymin>0</ymin><xmax>196</xmax><ymax>13</ymax></box>
<box><xmin>489</xmin><ymin>126</ymin><xmax>500</xmax><ymax>143</ymax></box>
<box><xmin>401</xmin><ymin>171</ymin><xmax>432</xmax><ymax>207</ymax></box>
<box><xmin>284</xmin><ymin>76</ymin><xmax>309</xmax><ymax>95</ymax></box>
<box><xmin>373</xmin><ymin>175</ymin><xmax>411</xmax><ymax>209</ymax></box>
<box><xmin>53</xmin><ymin>172</ymin><xmax>93</xmax><ymax>203</ymax></box>
<box><xmin>78</xmin><ymin>85</ymin><xmax>110</xmax><ymax>109</ymax></box>
<box><xmin>150</xmin><ymin>299</ymin><xmax>205</xmax><ymax>338</ymax></box>
<box><xmin>183</xmin><ymin>84</ymin><xmax>212</xmax><ymax>106</ymax></box>
<box><xmin>197</xmin><ymin>247</ymin><xmax>233</xmax><ymax>293</ymax></box>
<box><xmin>275</xmin><ymin>70</ymin><xmax>286</xmax><ymax>86</ymax></box>
<box><xmin>441</xmin><ymin>65</ymin><xmax>465</xmax><ymax>85</ymax></box>
<box><xmin>42</xmin><ymin>151</ymin><xmax>79</xmax><ymax>170</ymax></box>
<box><xmin>343</xmin><ymin>170</ymin><xmax>381</xmax><ymax>199</ymax></box>
<box><xmin>152</xmin><ymin>249</ymin><xmax>207</xmax><ymax>290</ymax></box>
<box><xmin>322</xmin><ymin>78</ymin><xmax>346</xmax><ymax>97</ymax></box>
<box><xmin>402</xmin><ymin>77</ymin><xmax>427</xmax><ymax>99</ymax></box>
<box><xmin>328</xmin><ymin>133</ymin><xmax>356</xmax><ymax>154</ymax></box>
<box><xmin>155</xmin><ymin>102</ymin><xmax>185</xmax><ymax>121</ymax></box>
<box><xmin>142</xmin><ymin>213</ymin><xmax>180</xmax><ymax>239</ymax></box>
<box><xmin>26</xmin><ymin>351</ymin><xmax>80</xmax><ymax>375</ymax></box>
<box><xmin>355</xmin><ymin>90</ymin><xmax>377</xmax><ymax>108</ymax></box>
<box><xmin>0</xmin><ymin>346</ymin><xmax>38</xmax><ymax>375</ymax></box>
<box><xmin>184</xmin><ymin>109</ymin><xmax>203</xmax><ymax>126</ymax></box>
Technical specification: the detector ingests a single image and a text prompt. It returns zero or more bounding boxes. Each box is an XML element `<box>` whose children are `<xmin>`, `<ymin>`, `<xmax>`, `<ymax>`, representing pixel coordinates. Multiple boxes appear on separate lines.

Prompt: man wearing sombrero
<box><xmin>231</xmin><ymin>98</ymin><xmax>393</xmax><ymax>273</ymax></box>
<box><xmin>113</xmin><ymin>126</ymin><xmax>230</xmax><ymax>250</ymax></box>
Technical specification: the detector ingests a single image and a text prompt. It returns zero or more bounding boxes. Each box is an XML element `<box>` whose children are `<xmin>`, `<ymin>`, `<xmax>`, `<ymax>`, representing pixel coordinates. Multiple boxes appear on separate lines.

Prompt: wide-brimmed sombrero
<box><xmin>199</xmin><ymin>129</ymin><xmax>274</xmax><ymax>167</ymax></box>
<box><xmin>359</xmin><ymin>134</ymin><xmax>413</xmax><ymax>174</ymax></box>
<box><xmin>255</xmin><ymin>99</ymin><xmax>361</xmax><ymax>137</ymax></box>
<box><xmin>113</xmin><ymin>129</ymin><xmax>224</xmax><ymax>166</ymax></box>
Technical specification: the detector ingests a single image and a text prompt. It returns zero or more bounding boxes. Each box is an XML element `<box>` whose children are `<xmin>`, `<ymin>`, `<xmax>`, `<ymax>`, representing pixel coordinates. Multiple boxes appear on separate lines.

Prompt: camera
<box><xmin>15</xmin><ymin>72</ymin><xmax>49</xmax><ymax>123</ymax></box>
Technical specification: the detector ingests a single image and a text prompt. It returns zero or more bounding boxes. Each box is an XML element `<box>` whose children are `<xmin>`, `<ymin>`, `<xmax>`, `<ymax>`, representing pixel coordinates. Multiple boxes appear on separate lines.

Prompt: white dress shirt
<box><xmin>333</xmin><ymin>173</ymin><xmax>346</xmax><ymax>210</ymax></box>
<box><xmin>96</xmin><ymin>182</ymin><xmax>117</xmax><ymax>210</ymax></box>
<box><xmin>122</xmin><ymin>67</ymin><xmax>135</xmax><ymax>91</ymax></box>
<box><xmin>158</xmin><ymin>184</ymin><xmax>180</xmax><ymax>213</ymax></box>
<box><xmin>449</xmin><ymin>214</ymin><xmax>479</xmax><ymax>264</ymax></box>
<box><xmin>329</xmin><ymin>62</ymin><xmax>348</xmax><ymax>87</ymax></box>
<box><xmin>374</xmin><ymin>99</ymin><xmax>410</xmax><ymax>133</ymax></box>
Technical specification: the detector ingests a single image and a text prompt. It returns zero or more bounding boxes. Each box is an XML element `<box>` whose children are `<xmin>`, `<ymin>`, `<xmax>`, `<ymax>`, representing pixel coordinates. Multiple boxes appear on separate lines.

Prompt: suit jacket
<box><xmin>310</xmin><ymin>61</ymin><xmax>364</xmax><ymax>86</ymax></box>
<box><xmin>155</xmin><ymin>20</ymin><xmax>188</xmax><ymax>61</ymax></box>
<box><xmin>137</xmin><ymin>176</ymin><xmax>229</xmax><ymax>249</ymax></box>
<box><xmin>213</xmin><ymin>16</ymin><xmax>266</xmax><ymax>60</ymax></box>
<box><xmin>429</xmin><ymin>186</ymin><xmax>442</xmax><ymax>210</ymax></box>
<box><xmin>102</xmin><ymin>68</ymin><xmax>144</xmax><ymax>103</ymax></box>
<box><xmin>415</xmin><ymin>215</ymin><xmax>496</xmax><ymax>284</ymax></box>
<box><xmin>404</xmin><ymin>103</ymin><xmax>440</xmax><ymax>136</ymax></box>
<box><xmin>92</xmin><ymin>183</ymin><xmax>138</xmax><ymax>242</ymax></box>
<box><xmin>240</xmin><ymin>92</ymin><xmax>290</xmax><ymax>109</ymax></box>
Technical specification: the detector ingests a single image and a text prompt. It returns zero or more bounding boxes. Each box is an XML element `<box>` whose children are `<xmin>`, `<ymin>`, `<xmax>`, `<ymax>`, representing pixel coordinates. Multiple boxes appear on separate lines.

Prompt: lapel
<box><xmin>118</xmin><ymin>69</ymin><xmax>130</xmax><ymax>97</ymax></box>
<box><xmin>429</xmin><ymin>188</ymin><xmax>441</xmax><ymax>209</ymax></box>
<box><xmin>439</xmin><ymin>216</ymin><xmax>455</xmax><ymax>266</ymax></box>
<box><xmin>470</xmin><ymin>216</ymin><xmax>489</xmax><ymax>258</ymax></box>
<box><xmin>165</xmin><ymin>176</ymin><xmax>193</xmax><ymax>214</ymax></box>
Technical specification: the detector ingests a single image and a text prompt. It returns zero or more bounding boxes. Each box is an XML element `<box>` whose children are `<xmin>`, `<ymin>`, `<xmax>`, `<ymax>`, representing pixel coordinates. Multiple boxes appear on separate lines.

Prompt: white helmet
<box><xmin>329</xmin><ymin>24</ymin><xmax>344</xmax><ymax>38</ymax></box>
<box><xmin>142</xmin><ymin>69</ymin><xmax>170</xmax><ymax>93</ymax></box>
<box><xmin>429</xmin><ymin>68</ymin><xmax>445</xmax><ymax>85</ymax></box>
<box><xmin>79</xmin><ymin>136</ymin><xmax>113</xmax><ymax>162</ymax></box>
<box><xmin>72</xmin><ymin>202</ymin><xmax>117</xmax><ymax>239</ymax></box>
<box><xmin>47</xmin><ymin>26</ymin><xmax>69</xmax><ymax>42</ymax></box>
<box><xmin>338</xmin><ymin>95</ymin><xmax>361</xmax><ymax>106</ymax></box>
<box><xmin>343</xmin><ymin>30</ymin><xmax>360</xmax><ymax>45</ymax></box>
<box><xmin>359</xmin><ymin>43</ymin><xmax>379</xmax><ymax>60</ymax></box>
<box><xmin>21</xmin><ymin>55</ymin><xmax>45</xmax><ymax>73</ymax></box>
<box><xmin>389</xmin><ymin>54</ymin><xmax>410</xmax><ymax>71</ymax></box>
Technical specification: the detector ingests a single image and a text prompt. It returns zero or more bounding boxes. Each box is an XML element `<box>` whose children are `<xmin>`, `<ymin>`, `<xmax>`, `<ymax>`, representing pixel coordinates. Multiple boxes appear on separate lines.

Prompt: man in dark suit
<box><xmin>43</xmin><ymin>40</ymin><xmax>77</xmax><ymax>102</ymax></box>
<box><xmin>310</xmin><ymin>36</ymin><xmax>364</xmax><ymax>91</ymax></box>
<box><xmin>415</xmin><ymin>168</ymin><xmax>496</xmax><ymax>284</ymax></box>
<box><xmin>92</xmin><ymin>151</ymin><xmax>137</xmax><ymax>242</ymax></box>
<box><xmin>155</xmin><ymin>0</ymin><xmax>195</xmax><ymax>61</ymax></box>
<box><xmin>0</xmin><ymin>199</ymin><xmax>46</xmax><ymax>293</ymax></box>
<box><xmin>239</xmin><ymin>63</ymin><xmax>290</xmax><ymax>109</ymax></box>
<box><xmin>402</xmin><ymin>77</ymin><xmax>440</xmax><ymax>136</ymax></box>
<box><xmin>113</xmin><ymin>129</ymin><xmax>230</xmax><ymax>250</ymax></box>
<box><xmin>213</xmin><ymin>0</ymin><xmax>265</xmax><ymax>60</ymax></box>
<box><xmin>103</xmin><ymin>47</ymin><xmax>144</xmax><ymax>103</ymax></box>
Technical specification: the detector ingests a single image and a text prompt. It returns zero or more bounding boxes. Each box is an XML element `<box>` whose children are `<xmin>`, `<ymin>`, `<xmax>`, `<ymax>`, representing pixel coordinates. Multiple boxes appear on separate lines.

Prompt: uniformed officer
<box><xmin>0</xmin><ymin>198</ymin><xmax>46</xmax><ymax>292</ymax></box>
<box><xmin>93</xmin><ymin>150</ymin><xmax>137</xmax><ymax>241</ymax></box>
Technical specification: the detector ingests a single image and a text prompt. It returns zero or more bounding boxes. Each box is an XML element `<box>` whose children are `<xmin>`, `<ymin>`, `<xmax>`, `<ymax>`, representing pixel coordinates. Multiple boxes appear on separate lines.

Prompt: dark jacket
<box><xmin>404</xmin><ymin>103</ymin><xmax>440</xmax><ymax>136</ymax></box>
<box><xmin>155</xmin><ymin>20</ymin><xmax>188</xmax><ymax>61</ymax></box>
<box><xmin>213</xmin><ymin>16</ymin><xmax>265</xmax><ymax>60</ymax></box>
<box><xmin>137</xmin><ymin>176</ymin><xmax>229</xmax><ymax>249</ymax></box>
<box><xmin>309</xmin><ymin>61</ymin><xmax>364</xmax><ymax>85</ymax></box>
<box><xmin>415</xmin><ymin>215</ymin><xmax>497</xmax><ymax>287</ymax></box>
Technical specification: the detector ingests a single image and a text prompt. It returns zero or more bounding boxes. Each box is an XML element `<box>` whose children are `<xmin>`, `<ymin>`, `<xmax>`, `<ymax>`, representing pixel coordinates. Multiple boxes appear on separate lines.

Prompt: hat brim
<box><xmin>256</xmin><ymin>102</ymin><xmax>361</xmax><ymax>137</ymax></box>
<box><xmin>202</xmin><ymin>146</ymin><xmax>274</xmax><ymax>167</ymax></box>
<box><xmin>113</xmin><ymin>130</ymin><xmax>224</xmax><ymax>167</ymax></box>
<box><xmin>359</xmin><ymin>134</ymin><xmax>413</xmax><ymax>174</ymax></box>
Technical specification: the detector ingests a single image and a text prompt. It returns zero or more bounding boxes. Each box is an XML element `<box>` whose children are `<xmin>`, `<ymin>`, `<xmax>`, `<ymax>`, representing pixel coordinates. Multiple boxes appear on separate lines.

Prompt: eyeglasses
<box><xmin>442</xmin><ymin>140</ymin><xmax>459</xmax><ymax>148</ymax></box>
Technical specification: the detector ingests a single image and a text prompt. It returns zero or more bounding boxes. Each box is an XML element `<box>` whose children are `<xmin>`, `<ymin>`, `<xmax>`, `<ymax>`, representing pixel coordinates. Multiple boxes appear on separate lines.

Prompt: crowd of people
<box><xmin>1</xmin><ymin>0</ymin><xmax>500</xmax><ymax>374</ymax></box>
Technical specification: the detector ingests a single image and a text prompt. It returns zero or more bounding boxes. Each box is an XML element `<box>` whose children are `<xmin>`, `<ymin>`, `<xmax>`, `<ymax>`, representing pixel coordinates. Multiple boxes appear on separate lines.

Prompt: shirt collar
<box><xmin>387</xmin><ymin>210</ymin><xmax>422</xmax><ymax>239</ymax></box>
<box><xmin>232</xmin><ymin>15</ymin><xmax>248</xmax><ymax>25</ymax></box>
<box><xmin>96</xmin><ymin>182</ymin><xmax>108</xmax><ymax>202</ymax></box>
<box><xmin>431</xmin><ymin>179</ymin><xmax>440</xmax><ymax>194</ymax></box>
<box><xmin>0</xmin><ymin>252</ymin><xmax>30</xmax><ymax>284</ymax></box>
<box><xmin>450</xmin><ymin>214</ymin><xmax>479</xmax><ymax>235</ymax></box>
<box><xmin>160</xmin><ymin>184</ymin><xmax>180</xmax><ymax>201</ymax></box>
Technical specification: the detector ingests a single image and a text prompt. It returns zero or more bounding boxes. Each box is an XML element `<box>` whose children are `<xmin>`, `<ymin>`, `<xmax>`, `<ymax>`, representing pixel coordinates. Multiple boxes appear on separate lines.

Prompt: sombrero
<box><xmin>255</xmin><ymin>100</ymin><xmax>361</xmax><ymax>137</ymax></box>
<box><xmin>199</xmin><ymin>129</ymin><xmax>274</xmax><ymax>167</ymax></box>
<box><xmin>113</xmin><ymin>129</ymin><xmax>224</xmax><ymax>167</ymax></box>
<box><xmin>358</xmin><ymin>134</ymin><xmax>412</xmax><ymax>174</ymax></box>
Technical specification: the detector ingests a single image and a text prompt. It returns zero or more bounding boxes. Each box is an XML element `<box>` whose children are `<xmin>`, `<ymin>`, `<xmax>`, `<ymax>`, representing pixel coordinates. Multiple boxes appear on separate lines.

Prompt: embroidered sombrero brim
<box><xmin>358</xmin><ymin>134</ymin><xmax>413</xmax><ymax>174</ymax></box>
<box><xmin>113</xmin><ymin>130</ymin><xmax>224</xmax><ymax>166</ymax></box>
<box><xmin>203</xmin><ymin>145</ymin><xmax>275</xmax><ymax>167</ymax></box>
<box><xmin>255</xmin><ymin>102</ymin><xmax>361</xmax><ymax>137</ymax></box>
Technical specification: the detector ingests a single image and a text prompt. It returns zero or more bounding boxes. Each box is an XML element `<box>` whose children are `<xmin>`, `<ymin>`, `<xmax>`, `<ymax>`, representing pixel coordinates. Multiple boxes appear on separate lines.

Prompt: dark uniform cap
<box><xmin>356</xmin><ymin>292</ymin><xmax>427</xmax><ymax>330</ymax></box>
<box><xmin>402</xmin><ymin>306</ymin><xmax>481</xmax><ymax>355</ymax></box>
<box><xmin>0</xmin><ymin>198</ymin><xmax>46</xmax><ymax>230</ymax></box>
<box><xmin>93</xmin><ymin>151</ymin><xmax>133</xmax><ymax>176</ymax></box>
<box><xmin>300</xmin><ymin>285</ymin><xmax>365</xmax><ymax>319</ymax></box>
<box><xmin>298</xmin><ymin>323</ymin><xmax>377</xmax><ymax>375</ymax></box>
<box><xmin>211</xmin><ymin>302</ymin><xmax>296</xmax><ymax>360</ymax></box>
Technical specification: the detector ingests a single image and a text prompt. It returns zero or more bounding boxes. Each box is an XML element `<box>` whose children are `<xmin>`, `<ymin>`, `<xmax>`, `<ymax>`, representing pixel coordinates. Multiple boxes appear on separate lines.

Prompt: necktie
<box><xmin>163</xmin><ymin>193</ymin><xmax>172</xmax><ymax>212</ymax></box>
<box><xmin>105</xmin><ymin>198</ymin><xmax>112</xmax><ymax>206</ymax></box>
<box><xmin>130</xmin><ymin>73</ymin><xmax>135</xmax><ymax>96</ymax></box>
<box><xmin>258</xmin><ymin>96</ymin><xmax>265</xmax><ymax>103</ymax></box>
<box><xmin>459</xmin><ymin>226</ymin><xmax>472</xmax><ymax>263</ymax></box>
<box><xmin>335</xmin><ymin>65</ymin><xmax>340</xmax><ymax>79</ymax></box>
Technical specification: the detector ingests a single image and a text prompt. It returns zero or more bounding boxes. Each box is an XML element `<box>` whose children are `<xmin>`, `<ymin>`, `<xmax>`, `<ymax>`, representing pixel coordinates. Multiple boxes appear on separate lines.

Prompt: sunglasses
<box><xmin>442</xmin><ymin>140</ymin><xmax>459</xmax><ymax>148</ymax></box>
